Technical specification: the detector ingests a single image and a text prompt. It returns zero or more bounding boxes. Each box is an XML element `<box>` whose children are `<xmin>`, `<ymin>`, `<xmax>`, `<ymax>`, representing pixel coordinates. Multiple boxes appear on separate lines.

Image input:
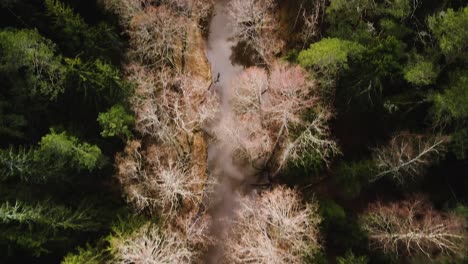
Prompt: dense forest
<box><xmin>0</xmin><ymin>0</ymin><xmax>466</xmax><ymax>263</ymax></box>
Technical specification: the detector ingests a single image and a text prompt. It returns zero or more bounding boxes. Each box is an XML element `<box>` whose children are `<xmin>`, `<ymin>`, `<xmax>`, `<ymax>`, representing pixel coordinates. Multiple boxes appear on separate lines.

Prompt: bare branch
<box><xmin>111</xmin><ymin>223</ymin><xmax>193</xmax><ymax>264</ymax></box>
<box><xmin>361</xmin><ymin>196</ymin><xmax>466</xmax><ymax>258</ymax></box>
<box><xmin>228</xmin><ymin>0</ymin><xmax>284</xmax><ymax>65</ymax></box>
<box><xmin>224</xmin><ymin>187</ymin><xmax>321</xmax><ymax>263</ymax></box>
<box><xmin>223</xmin><ymin>62</ymin><xmax>338</xmax><ymax>171</ymax></box>
<box><xmin>371</xmin><ymin>133</ymin><xmax>448</xmax><ymax>184</ymax></box>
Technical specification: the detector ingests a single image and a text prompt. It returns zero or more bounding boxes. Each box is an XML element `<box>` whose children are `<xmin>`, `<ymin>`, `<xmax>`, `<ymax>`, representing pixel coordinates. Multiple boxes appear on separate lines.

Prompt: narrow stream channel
<box><xmin>204</xmin><ymin>1</ymin><xmax>245</xmax><ymax>262</ymax></box>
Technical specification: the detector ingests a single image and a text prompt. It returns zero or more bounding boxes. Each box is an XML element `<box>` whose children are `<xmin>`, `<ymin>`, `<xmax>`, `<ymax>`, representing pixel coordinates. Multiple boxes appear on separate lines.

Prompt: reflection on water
<box><xmin>204</xmin><ymin>1</ymin><xmax>245</xmax><ymax>263</ymax></box>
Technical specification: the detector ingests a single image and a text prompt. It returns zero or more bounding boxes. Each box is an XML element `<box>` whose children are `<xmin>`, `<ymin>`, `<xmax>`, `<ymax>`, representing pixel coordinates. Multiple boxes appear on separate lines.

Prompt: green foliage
<box><xmin>0</xmin><ymin>0</ymin><xmax>19</xmax><ymax>7</ymax></box>
<box><xmin>305</xmin><ymin>250</ymin><xmax>328</xmax><ymax>264</ymax></box>
<box><xmin>105</xmin><ymin>215</ymin><xmax>151</xmax><ymax>255</ymax></box>
<box><xmin>0</xmin><ymin>1</ymin><xmax>129</xmax><ymax>262</ymax></box>
<box><xmin>320</xmin><ymin>199</ymin><xmax>346</xmax><ymax>223</ymax></box>
<box><xmin>346</xmin><ymin>36</ymin><xmax>405</xmax><ymax>103</ymax></box>
<box><xmin>325</xmin><ymin>0</ymin><xmax>377</xmax><ymax>43</ymax></box>
<box><xmin>0</xmin><ymin>130</ymin><xmax>105</xmax><ymax>183</ymax></box>
<box><xmin>97</xmin><ymin>104</ymin><xmax>134</xmax><ymax>139</ymax></box>
<box><xmin>0</xmin><ymin>148</ymin><xmax>35</xmax><ymax>182</ymax></box>
<box><xmin>0</xmin><ymin>200</ymin><xmax>100</xmax><ymax>231</ymax></box>
<box><xmin>0</xmin><ymin>29</ymin><xmax>65</xmax><ymax>99</ymax></box>
<box><xmin>428</xmin><ymin>7</ymin><xmax>468</xmax><ymax>60</ymax></box>
<box><xmin>335</xmin><ymin>160</ymin><xmax>376</xmax><ymax>198</ymax></box>
<box><xmin>65</xmin><ymin>58</ymin><xmax>129</xmax><ymax>109</ymax></box>
<box><xmin>61</xmin><ymin>244</ymin><xmax>103</xmax><ymax>264</ymax></box>
<box><xmin>298</xmin><ymin>38</ymin><xmax>364</xmax><ymax>74</ymax></box>
<box><xmin>404</xmin><ymin>58</ymin><xmax>438</xmax><ymax>86</ymax></box>
<box><xmin>378</xmin><ymin>0</ymin><xmax>412</xmax><ymax>19</ymax></box>
<box><xmin>44</xmin><ymin>0</ymin><xmax>88</xmax><ymax>43</ymax></box>
<box><xmin>326</xmin><ymin>0</ymin><xmax>378</xmax><ymax>27</ymax></box>
<box><xmin>451</xmin><ymin>128</ymin><xmax>468</xmax><ymax>159</ymax></box>
<box><xmin>379</xmin><ymin>18</ymin><xmax>412</xmax><ymax>38</ymax></box>
<box><xmin>0</xmin><ymin>130</ymin><xmax>104</xmax><ymax>183</ymax></box>
<box><xmin>0</xmin><ymin>103</ymin><xmax>26</xmax><ymax>139</ymax></box>
<box><xmin>319</xmin><ymin>199</ymin><xmax>367</xmax><ymax>251</ymax></box>
<box><xmin>361</xmin><ymin>36</ymin><xmax>405</xmax><ymax>83</ymax></box>
<box><xmin>412</xmin><ymin>255</ymin><xmax>468</xmax><ymax>264</ymax></box>
<box><xmin>431</xmin><ymin>70</ymin><xmax>468</xmax><ymax>125</ymax></box>
<box><xmin>453</xmin><ymin>203</ymin><xmax>468</xmax><ymax>219</ymax></box>
<box><xmin>0</xmin><ymin>200</ymin><xmax>101</xmax><ymax>255</ymax></box>
<box><xmin>44</xmin><ymin>0</ymin><xmax>121</xmax><ymax>59</ymax></box>
<box><xmin>59</xmin><ymin>213</ymin><xmax>148</xmax><ymax>263</ymax></box>
<box><xmin>337</xmin><ymin>250</ymin><xmax>369</xmax><ymax>264</ymax></box>
<box><xmin>37</xmin><ymin>130</ymin><xmax>104</xmax><ymax>172</ymax></box>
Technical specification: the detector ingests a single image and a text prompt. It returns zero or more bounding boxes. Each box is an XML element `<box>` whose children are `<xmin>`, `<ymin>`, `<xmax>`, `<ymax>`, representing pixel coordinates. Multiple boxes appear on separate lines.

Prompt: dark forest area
<box><xmin>0</xmin><ymin>0</ymin><xmax>467</xmax><ymax>263</ymax></box>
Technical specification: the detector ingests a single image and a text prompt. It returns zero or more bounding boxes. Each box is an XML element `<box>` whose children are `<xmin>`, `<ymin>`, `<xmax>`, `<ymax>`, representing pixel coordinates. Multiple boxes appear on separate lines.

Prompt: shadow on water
<box><xmin>203</xmin><ymin>0</ymin><xmax>245</xmax><ymax>262</ymax></box>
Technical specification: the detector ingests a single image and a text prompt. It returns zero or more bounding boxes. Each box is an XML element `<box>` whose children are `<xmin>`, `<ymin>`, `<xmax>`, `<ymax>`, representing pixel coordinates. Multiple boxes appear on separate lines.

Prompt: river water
<box><xmin>206</xmin><ymin>0</ymin><xmax>242</xmax><ymax>98</ymax></box>
<box><xmin>204</xmin><ymin>0</ymin><xmax>245</xmax><ymax>262</ymax></box>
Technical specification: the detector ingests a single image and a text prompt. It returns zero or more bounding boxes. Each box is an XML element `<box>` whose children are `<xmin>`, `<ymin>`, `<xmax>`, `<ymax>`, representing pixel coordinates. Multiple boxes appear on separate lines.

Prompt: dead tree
<box><xmin>224</xmin><ymin>187</ymin><xmax>321</xmax><ymax>264</ymax></box>
<box><xmin>212</xmin><ymin>113</ymin><xmax>273</xmax><ymax>165</ymax></box>
<box><xmin>228</xmin><ymin>0</ymin><xmax>284</xmax><ymax>65</ymax></box>
<box><xmin>102</xmin><ymin>0</ymin><xmax>150</xmax><ymax>24</ymax></box>
<box><xmin>127</xmin><ymin>6</ymin><xmax>188</xmax><ymax>68</ymax></box>
<box><xmin>220</xmin><ymin>63</ymin><xmax>339</xmax><ymax>172</ymax></box>
<box><xmin>371</xmin><ymin>133</ymin><xmax>448</xmax><ymax>184</ymax></box>
<box><xmin>115</xmin><ymin>140</ymin><xmax>157</xmax><ymax>212</ymax></box>
<box><xmin>111</xmin><ymin>223</ymin><xmax>193</xmax><ymax>264</ymax></box>
<box><xmin>159</xmin><ymin>0</ymin><xmax>214</xmax><ymax>23</ymax></box>
<box><xmin>296</xmin><ymin>0</ymin><xmax>327</xmax><ymax>45</ymax></box>
<box><xmin>116</xmin><ymin>140</ymin><xmax>211</xmax><ymax>217</ymax></box>
<box><xmin>361</xmin><ymin>196</ymin><xmax>466</xmax><ymax>258</ymax></box>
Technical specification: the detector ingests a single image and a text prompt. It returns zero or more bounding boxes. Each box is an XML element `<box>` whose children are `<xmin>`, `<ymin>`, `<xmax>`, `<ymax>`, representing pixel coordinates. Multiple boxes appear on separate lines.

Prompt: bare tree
<box><xmin>228</xmin><ymin>0</ymin><xmax>284</xmax><ymax>65</ymax></box>
<box><xmin>230</xmin><ymin>67</ymin><xmax>269</xmax><ymax>117</ymax></box>
<box><xmin>107</xmin><ymin>1</ymin><xmax>217</xmax><ymax>260</ymax></box>
<box><xmin>176</xmin><ymin>211</ymin><xmax>214</xmax><ymax>258</ymax></box>
<box><xmin>296</xmin><ymin>0</ymin><xmax>327</xmax><ymax>45</ymax></box>
<box><xmin>265</xmin><ymin>63</ymin><xmax>317</xmax><ymax>129</ymax></box>
<box><xmin>127</xmin><ymin>63</ymin><xmax>216</xmax><ymax>150</ymax></box>
<box><xmin>115</xmin><ymin>140</ymin><xmax>156</xmax><ymax>212</ymax></box>
<box><xmin>101</xmin><ymin>0</ymin><xmax>150</xmax><ymax>24</ymax></box>
<box><xmin>371</xmin><ymin>133</ymin><xmax>448</xmax><ymax>184</ymax></box>
<box><xmin>116</xmin><ymin>138</ymin><xmax>214</xmax><ymax>217</ymax></box>
<box><xmin>159</xmin><ymin>0</ymin><xmax>214</xmax><ymax>23</ymax></box>
<box><xmin>127</xmin><ymin>6</ymin><xmax>188</xmax><ymax>68</ymax></box>
<box><xmin>104</xmin><ymin>0</ymin><xmax>213</xmax><ymax>69</ymax></box>
<box><xmin>111</xmin><ymin>223</ymin><xmax>193</xmax><ymax>264</ymax></box>
<box><xmin>277</xmin><ymin>108</ymin><xmax>340</xmax><ymax>171</ymax></box>
<box><xmin>223</xmin><ymin>63</ymin><xmax>339</xmax><ymax>171</ymax></box>
<box><xmin>223</xmin><ymin>187</ymin><xmax>321</xmax><ymax>264</ymax></box>
<box><xmin>361</xmin><ymin>196</ymin><xmax>466</xmax><ymax>258</ymax></box>
<box><xmin>212</xmin><ymin>113</ymin><xmax>273</xmax><ymax>164</ymax></box>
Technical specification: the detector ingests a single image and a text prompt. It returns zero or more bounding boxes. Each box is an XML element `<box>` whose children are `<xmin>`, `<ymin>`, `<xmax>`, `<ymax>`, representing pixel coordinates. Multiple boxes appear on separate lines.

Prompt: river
<box><xmin>204</xmin><ymin>0</ymin><xmax>245</xmax><ymax>262</ymax></box>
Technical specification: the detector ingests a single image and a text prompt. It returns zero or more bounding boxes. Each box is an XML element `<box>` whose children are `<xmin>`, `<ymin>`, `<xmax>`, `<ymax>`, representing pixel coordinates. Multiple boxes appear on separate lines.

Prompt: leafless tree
<box><xmin>222</xmin><ymin>63</ymin><xmax>339</xmax><ymax>171</ymax></box>
<box><xmin>127</xmin><ymin>63</ymin><xmax>217</xmax><ymax>149</ymax></box>
<box><xmin>371</xmin><ymin>133</ymin><xmax>448</xmax><ymax>184</ymax></box>
<box><xmin>212</xmin><ymin>113</ymin><xmax>273</xmax><ymax>164</ymax></box>
<box><xmin>115</xmin><ymin>140</ymin><xmax>155</xmax><ymax>212</ymax></box>
<box><xmin>127</xmin><ymin>6</ymin><xmax>188</xmax><ymax>68</ymax></box>
<box><xmin>176</xmin><ymin>211</ymin><xmax>214</xmax><ymax>257</ymax></box>
<box><xmin>361</xmin><ymin>196</ymin><xmax>466</xmax><ymax>258</ymax></box>
<box><xmin>116</xmin><ymin>139</ymin><xmax>211</xmax><ymax>217</ymax></box>
<box><xmin>110</xmin><ymin>223</ymin><xmax>193</xmax><ymax>264</ymax></box>
<box><xmin>230</xmin><ymin>67</ymin><xmax>269</xmax><ymax>117</ymax></box>
<box><xmin>158</xmin><ymin>0</ymin><xmax>214</xmax><ymax>23</ymax></box>
<box><xmin>277</xmin><ymin>108</ymin><xmax>340</xmax><ymax>171</ymax></box>
<box><xmin>228</xmin><ymin>0</ymin><xmax>284</xmax><ymax>65</ymax></box>
<box><xmin>295</xmin><ymin>0</ymin><xmax>327</xmax><ymax>45</ymax></box>
<box><xmin>223</xmin><ymin>187</ymin><xmax>321</xmax><ymax>264</ymax></box>
<box><xmin>102</xmin><ymin>0</ymin><xmax>213</xmax><ymax>24</ymax></box>
<box><xmin>101</xmin><ymin>0</ymin><xmax>149</xmax><ymax>24</ymax></box>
